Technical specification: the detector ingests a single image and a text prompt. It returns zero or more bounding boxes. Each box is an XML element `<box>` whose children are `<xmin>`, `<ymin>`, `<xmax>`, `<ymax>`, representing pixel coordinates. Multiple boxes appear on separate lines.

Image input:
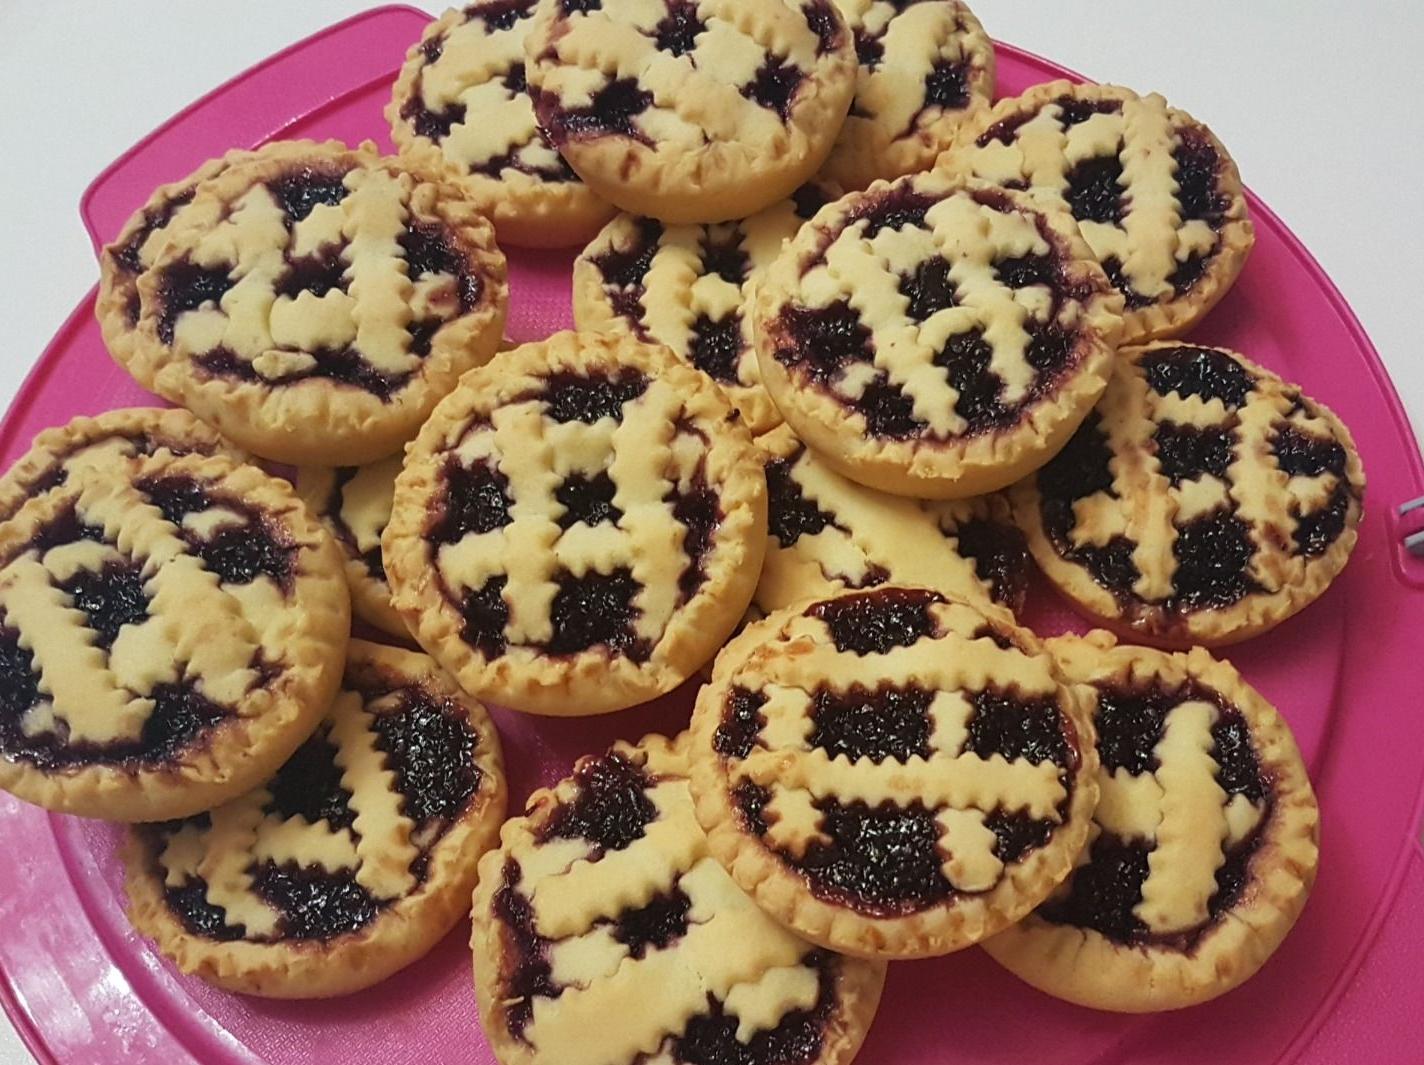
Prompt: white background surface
<box><xmin>0</xmin><ymin>2</ymin><xmax>1420</xmax><ymax>1061</ymax></box>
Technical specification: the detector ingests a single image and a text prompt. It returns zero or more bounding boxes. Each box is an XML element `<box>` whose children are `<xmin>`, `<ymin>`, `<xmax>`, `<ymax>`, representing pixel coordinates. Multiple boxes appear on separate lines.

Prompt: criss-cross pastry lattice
<box><xmin>123</xmin><ymin>639</ymin><xmax>506</xmax><ymax>997</ymax></box>
<box><xmin>387</xmin><ymin>2</ymin><xmax>614</xmax><ymax>247</ymax></box>
<box><xmin>297</xmin><ymin>455</ymin><xmax>406</xmax><ymax>639</ymax></box>
<box><xmin>755</xmin><ymin>422</ymin><xmax>1027</xmax><ymax>618</ymax></box>
<box><xmin>688</xmin><ymin>586</ymin><xmax>1097</xmax><ymax>959</ymax></box>
<box><xmin>574</xmin><ymin>182</ymin><xmax>837</xmax><ymax>433</ymax></box>
<box><xmin>0</xmin><ymin>449</ymin><xmax>347</xmax><ymax>822</ymax></box>
<box><xmin>754</xmin><ymin>170</ymin><xmax>1123</xmax><ymax>498</ymax></box>
<box><xmin>939</xmin><ymin>80</ymin><xmax>1254</xmax><ymax>344</ymax></box>
<box><xmin>983</xmin><ymin>632</ymin><xmax>1318</xmax><ymax>1012</ymax></box>
<box><xmin>471</xmin><ymin>734</ymin><xmax>885</xmax><ymax>1065</ymax></box>
<box><xmin>523</xmin><ymin>0</ymin><xmax>857</xmax><ymax>222</ymax></box>
<box><xmin>819</xmin><ymin>0</ymin><xmax>994</xmax><ymax>190</ymax></box>
<box><xmin>115</xmin><ymin>139</ymin><xmax>508</xmax><ymax>465</ymax></box>
<box><xmin>1014</xmin><ymin>342</ymin><xmax>1366</xmax><ymax>646</ymax></box>
<box><xmin>383</xmin><ymin>332</ymin><xmax>766</xmax><ymax>716</ymax></box>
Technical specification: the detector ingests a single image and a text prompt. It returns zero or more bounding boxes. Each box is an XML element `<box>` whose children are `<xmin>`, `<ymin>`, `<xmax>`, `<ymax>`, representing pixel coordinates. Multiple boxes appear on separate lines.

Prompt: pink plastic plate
<box><xmin>2</xmin><ymin>7</ymin><xmax>1422</xmax><ymax>1064</ymax></box>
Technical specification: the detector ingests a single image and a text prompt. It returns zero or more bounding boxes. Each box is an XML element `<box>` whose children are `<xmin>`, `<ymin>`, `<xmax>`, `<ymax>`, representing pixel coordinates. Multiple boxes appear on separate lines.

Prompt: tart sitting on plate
<box><xmin>983</xmin><ymin>631</ymin><xmax>1319</xmax><ymax>1012</ymax></box>
<box><xmin>124</xmin><ymin>639</ymin><xmax>506</xmax><ymax>997</ymax></box>
<box><xmin>1012</xmin><ymin>342</ymin><xmax>1365</xmax><ymax>646</ymax></box>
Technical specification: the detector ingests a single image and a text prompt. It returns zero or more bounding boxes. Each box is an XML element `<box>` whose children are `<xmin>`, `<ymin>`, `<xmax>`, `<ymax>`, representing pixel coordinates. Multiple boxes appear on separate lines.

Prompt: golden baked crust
<box><xmin>0</xmin><ymin>449</ymin><xmax>348</xmax><ymax>822</ymax></box>
<box><xmin>523</xmin><ymin>0</ymin><xmax>858</xmax><ymax>223</ymax></box>
<box><xmin>96</xmin><ymin>150</ymin><xmax>259</xmax><ymax>365</ymax></box>
<box><xmin>470</xmin><ymin>731</ymin><xmax>885</xmax><ymax>1065</ymax></box>
<box><xmin>1012</xmin><ymin>342</ymin><xmax>1366</xmax><ymax>646</ymax></box>
<box><xmin>753</xmin><ymin>171</ymin><xmax>1123</xmax><ymax>498</ymax></box>
<box><xmin>754</xmin><ymin>423</ymin><xmax>1027</xmax><ymax>619</ymax></box>
<box><xmin>387</xmin><ymin>3</ymin><xmax>615</xmax><ymax>248</ymax></box>
<box><xmin>123</xmin><ymin>638</ymin><xmax>506</xmax><ymax>997</ymax></box>
<box><xmin>938</xmin><ymin>80</ymin><xmax>1254</xmax><ymax>345</ymax></box>
<box><xmin>113</xmin><ymin>139</ymin><xmax>509</xmax><ymax>465</ymax></box>
<box><xmin>383</xmin><ymin>331</ymin><xmax>767</xmax><ymax>716</ymax></box>
<box><xmin>296</xmin><ymin>457</ymin><xmax>408</xmax><ymax>639</ymax></box>
<box><xmin>0</xmin><ymin>407</ymin><xmax>246</xmax><ymax>526</ymax></box>
<box><xmin>572</xmin><ymin>181</ymin><xmax>839</xmax><ymax>435</ymax></box>
<box><xmin>687</xmin><ymin>586</ymin><xmax>1099</xmax><ymax>959</ymax></box>
<box><xmin>819</xmin><ymin>0</ymin><xmax>994</xmax><ymax>190</ymax></box>
<box><xmin>982</xmin><ymin>630</ymin><xmax>1319</xmax><ymax>1012</ymax></box>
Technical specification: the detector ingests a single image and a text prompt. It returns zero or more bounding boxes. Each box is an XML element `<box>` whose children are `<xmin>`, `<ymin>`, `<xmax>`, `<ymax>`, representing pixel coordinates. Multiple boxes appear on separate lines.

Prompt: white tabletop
<box><xmin>0</xmin><ymin>2</ymin><xmax>1420</xmax><ymax>1061</ymax></box>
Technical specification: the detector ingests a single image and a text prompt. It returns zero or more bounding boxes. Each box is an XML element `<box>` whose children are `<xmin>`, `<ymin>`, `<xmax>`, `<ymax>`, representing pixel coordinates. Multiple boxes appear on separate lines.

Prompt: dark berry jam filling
<box><xmin>1292</xmin><ymin>482</ymin><xmax>1352</xmax><ymax>557</ymax></box>
<box><xmin>459</xmin><ymin>576</ymin><xmax>510</xmax><ymax>659</ymax></box>
<box><xmin>715</xmin><ymin>686</ymin><xmax>769</xmax><ymax>760</ymax></box>
<box><xmin>653</xmin><ymin>0</ymin><xmax>704</xmax><ymax>55</ymax></box>
<box><xmin>612</xmin><ymin>888</ymin><xmax>692</xmax><ymax>957</ymax></box>
<box><xmin>851</xmin><ymin>185</ymin><xmax>935</xmax><ymax>237</ymax></box>
<box><xmin>1095</xmin><ymin>684</ymin><xmax>1173</xmax><ymax>774</ymax></box>
<box><xmin>555</xmin><ymin>471</ymin><xmax>622</xmax><ymax>529</ymax></box>
<box><xmin>534</xmin><ymin>79</ymin><xmax>654</xmax><ymax>145</ymax></box>
<box><xmin>792</xmin><ymin>182</ymin><xmax>833</xmax><ymax>221</ymax></box>
<box><xmin>193</xmin><ymin>347</ymin><xmax>410</xmax><ymax>401</ymax></box>
<box><xmin>495</xmin><ymin>859</ymin><xmax>556</xmax><ymax>1041</ymax></box>
<box><xmin>167</xmin><ymin>876</ymin><xmax>248</xmax><ymax>942</ymax></box>
<box><xmin>1272</xmin><ymin>425</ymin><xmax>1346</xmax><ymax>479</ymax></box>
<box><xmin>156</xmin><ymin>261</ymin><xmax>236</xmax><ymax>345</ymax></box>
<box><xmin>771</xmin><ymin>300</ymin><xmax>874</xmax><ymax>385</ymax></box>
<box><xmin>742</xmin><ymin>59</ymin><xmax>805</xmax><ymax>120</ymax></box>
<box><xmin>672</xmin><ymin>951</ymin><xmax>836</xmax><ymax>1065</ymax></box>
<box><xmin>900</xmin><ymin>257</ymin><xmax>957</xmax><ymax>320</ymax></box>
<box><xmin>700</xmin><ymin>229</ymin><xmax>750</xmax><ymax>285</ymax></box>
<box><xmin>113</xmin><ymin>188</ymin><xmax>196</xmax><ymax>277</ymax></box>
<box><xmin>765</xmin><ymin>449</ymin><xmax>838</xmax><ymax>547</ymax></box>
<box><xmin>1141</xmin><ymin>346</ymin><xmax>1256</xmax><ymax>409</ymax></box>
<box><xmin>542</xmin><ymin>750</ymin><xmax>657</xmax><ymax>854</ymax></box>
<box><xmin>668</xmin><ymin>476</ymin><xmax>721</xmax><ymax>600</ymax></box>
<box><xmin>547</xmin><ymin>569</ymin><xmax>648</xmax><ymax>660</ymax></box>
<box><xmin>800</xmin><ymin>800</ymin><xmax>950</xmax><ymax>916</ymax></box>
<box><xmin>810</xmin><ymin>587</ymin><xmax>940</xmax><ymax>655</ymax></box>
<box><xmin>139</xmin><ymin>474</ymin><xmax>296</xmax><ymax>590</ymax></box>
<box><xmin>1173</xmin><ymin>128</ymin><xmax>1228</xmax><ymax>226</ymax></box>
<box><xmin>949</xmin><ymin>517</ymin><xmax>1029</xmax><ymax>612</ymax></box>
<box><xmin>1171</xmin><ymin>510</ymin><xmax>1261</xmax><ymax>610</ymax></box>
<box><xmin>1064</xmin><ymin>155</ymin><xmax>1126</xmax><ymax>226</ymax></box>
<box><xmin>274</xmin><ymin>252</ymin><xmax>349</xmax><ymax>301</ymax></box>
<box><xmin>809</xmin><ymin>685</ymin><xmax>933</xmax><ymax>763</ymax></box>
<box><xmin>250</xmin><ymin>861</ymin><xmax>380</xmax><ymax>939</ymax></box>
<box><xmin>541</xmin><ymin>369</ymin><xmax>649</xmax><ymax>423</ymax></box>
<box><xmin>265</xmin><ymin>727</ymin><xmax>356</xmax><ymax>830</ymax></box>
<box><xmin>1153</xmin><ymin>423</ymin><xmax>1235</xmax><ymax>485</ymax></box>
<box><xmin>985</xmin><ymin>810</ymin><xmax>1057</xmax><ymax>864</ymax></box>
<box><xmin>468</xmin><ymin>0</ymin><xmax>537</xmax><ymax>31</ymax></box>
<box><xmin>591</xmin><ymin>218</ymin><xmax>663</xmax><ymax>291</ymax></box>
<box><xmin>56</xmin><ymin>560</ymin><xmax>149</xmax><ymax>650</ymax></box>
<box><xmin>400</xmin><ymin>221</ymin><xmax>484</xmax><ymax>313</ymax></box>
<box><xmin>802</xmin><ymin>0</ymin><xmax>843</xmax><ymax>55</ymax></box>
<box><xmin>688</xmin><ymin>314</ymin><xmax>744</xmax><ymax>384</ymax></box>
<box><xmin>1210</xmin><ymin>705</ymin><xmax>1268</xmax><ymax>803</ymax></box>
<box><xmin>370</xmin><ymin>687</ymin><xmax>480</xmax><ymax>827</ymax></box>
<box><xmin>923</xmin><ymin>58</ymin><xmax>971</xmax><ymax>111</ymax></box>
<box><xmin>431</xmin><ymin>460</ymin><xmax>514</xmax><ymax>543</ymax></box>
<box><xmin>965</xmin><ymin>689</ymin><xmax>1072</xmax><ymax>769</ymax></box>
<box><xmin>267</xmin><ymin>167</ymin><xmax>350</xmax><ymax>225</ymax></box>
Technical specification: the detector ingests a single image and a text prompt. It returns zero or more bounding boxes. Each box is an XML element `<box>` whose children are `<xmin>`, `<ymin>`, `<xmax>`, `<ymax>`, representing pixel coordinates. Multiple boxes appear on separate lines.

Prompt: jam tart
<box><xmin>0</xmin><ymin>448</ymin><xmax>348</xmax><ymax>822</ymax></box>
<box><xmin>387</xmin><ymin>2</ymin><xmax>616</xmax><ymax>248</ymax></box>
<box><xmin>297</xmin><ymin>456</ymin><xmax>407</xmax><ymax>639</ymax></box>
<box><xmin>755</xmin><ymin>423</ymin><xmax>1027</xmax><ymax>619</ymax></box>
<box><xmin>124</xmin><ymin>639</ymin><xmax>506</xmax><ymax>998</ymax></box>
<box><xmin>111</xmin><ymin>139</ymin><xmax>509</xmax><ymax>466</ymax></box>
<box><xmin>471</xmin><ymin>732</ymin><xmax>885</xmax><ymax>1065</ymax></box>
<box><xmin>522</xmin><ymin>0</ymin><xmax>858</xmax><ymax>223</ymax></box>
<box><xmin>572</xmin><ymin>181</ymin><xmax>840</xmax><ymax>435</ymax></box>
<box><xmin>688</xmin><ymin>585</ymin><xmax>1099</xmax><ymax>959</ymax></box>
<box><xmin>754</xmin><ymin>170</ymin><xmax>1124</xmax><ymax>499</ymax></box>
<box><xmin>96</xmin><ymin>151</ymin><xmax>256</xmax><ymax>365</ymax></box>
<box><xmin>983</xmin><ymin>631</ymin><xmax>1318</xmax><ymax>1012</ymax></box>
<box><xmin>383</xmin><ymin>331</ymin><xmax>768</xmax><ymax>716</ymax></box>
<box><xmin>1013</xmin><ymin>342</ymin><xmax>1365</xmax><ymax>646</ymax></box>
<box><xmin>819</xmin><ymin>0</ymin><xmax>994</xmax><ymax>191</ymax></box>
<box><xmin>0</xmin><ymin>407</ymin><xmax>245</xmax><ymax>526</ymax></box>
<box><xmin>939</xmin><ymin>81</ymin><xmax>1254</xmax><ymax>344</ymax></box>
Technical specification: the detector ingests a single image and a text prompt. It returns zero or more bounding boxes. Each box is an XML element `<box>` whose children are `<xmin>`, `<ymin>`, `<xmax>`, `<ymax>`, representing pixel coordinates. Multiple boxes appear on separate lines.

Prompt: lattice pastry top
<box><xmin>470</xmin><ymin>732</ymin><xmax>885</xmax><ymax>1065</ymax></box>
<box><xmin>938</xmin><ymin>80</ymin><xmax>1254</xmax><ymax>344</ymax></box>
<box><xmin>688</xmin><ymin>585</ymin><xmax>1098</xmax><ymax>959</ymax></box>
<box><xmin>109</xmin><ymin>139</ymin><xmax>509</xmax><ymax>466</ymax></box>
<box><xmin>0</xmin><ymin>448</ymin><xmax>348</xmax><ymax>822</ymax></box>
<box><xmin>123</xmin><ymin>639</ymin><xmax>507</xmax><ymax>998</ymax></box>
<box><xmin>573</xmin><ymin>181</ymin><xmax>839</xmax><ymax>435</ymax></box>
<box><xmin>387</xmin><ymin>1</ymin><xmax>616</xmax><ymax>248</ymax></box>
<box><xmin>755</xmin><ymin>423</ymin><xmax>1027</xmax><ymax>619</ymax></box>
<box><xmin>1013</xmin><ymin>342</ymin><xmax>1365</xmax><ymax>646</ymax></box>
<box><xmin>819</xmin><ymin>0</ymin><xmax>994</xmax><ymax>190</ymax></box>
<box><xmin>754</xmin><ymin>170</ymin><xmax>1123</xmax><ymax>499</ymax></box>
<box><xmin>297</xmin><ymin>456</ymin><xmax>406</xmax><ymax>639</ymax></box>
<box><xmin>383</xmin><ymin>331</ymin><xmax>768</xmax><ymax>716</ymax></box>
<box><xmin>983</xmin><ymin>631</ymin><xmax>1318</xmax><ymax>1012</ymax></box>
<box><xmin>523</xmin><ymin>0</ymin><xmax>857</xmax><ymax>223</ymax></box>
<box><xmin>0</xmin><ymin>408</ymin><xmax>245</xmax><ymax>526</ymax></box>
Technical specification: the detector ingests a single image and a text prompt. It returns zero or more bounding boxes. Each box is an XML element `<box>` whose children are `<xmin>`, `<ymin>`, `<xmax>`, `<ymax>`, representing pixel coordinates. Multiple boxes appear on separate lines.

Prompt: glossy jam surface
<box><xmin>431</xmin><ymin>460</ymin><xmax>514</xmax><ymax>543</ymax></box>
<box><xmin>800</xmin><ymin>800</ymin><xmax>951</xmax><ymax>916</ymax></box>
<box><xmin>1141</xmin><ymin>346</ymin><xmax>1256</xmax><ymax>408</ymax></box>
<box><xmin>764</xmin><ymin>450</ymin><xmax>837</xmax><ymax>547</ymax></box>
<box><xmin>370</xmin><ymin>687</ymin><xmax>480</xmax><ymax>826</ymax></box>
<box><xmin>266</xmin><ymin>728</ymin><xmax>356</xmax><ymax>830</ymax></box>
<box><xmin>544</xmin><ymin>751</ymin><xmax>657</xmax><ymax>854</ymax></box>
<box><xmin>688</xmin><ymin>314</ymin><xmax>743</xmax><ymax>383</ymax></box>
<box><xmin>536</xmin><ymin>79</ymin><xmax>654</xmax><ymax>145</ymax></box>
<box><xmin>555</xmin><ymin>471</ymin><xmax>622</xmax><ymax>529</ymax></box>
<box><xmin>141</xmin><ymin>475</ymin><xmax>296</xmax><ymax>589</ymax></box>
<box><xmin>542</xmin><ymin>369</ymin><xmax>649</xmax><ymax>423</ymax></box>
<box><xmin>809</xmin><ymin>685</ymin><xmax>933</xmax><ymax>763</ymax></box>
<box><xmin>810</xmin><ymin>587</ymin><xmax>939</xmax><ymax>655</ymax></box>
<box><xmin>547</xmin><ymin>569</ymin><xmax>647</xmax><ymax>660</ymax></box>
<box><xmin>743</xmin><ymin>60</ymin><xmax>806</xmax><ymax>120</ymax></box>
<box><xmin>950</xmin><ymin>517</ymin><xmax>1029</xmax><ymax>612</ymax></box>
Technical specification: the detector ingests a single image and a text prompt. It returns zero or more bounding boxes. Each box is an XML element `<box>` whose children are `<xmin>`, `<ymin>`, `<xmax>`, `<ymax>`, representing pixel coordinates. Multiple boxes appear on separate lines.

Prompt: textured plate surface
<box><xmin>0</xmin><ymin>7</ymin><xmax>1422</xmax><ymax>1064</ymax></box>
